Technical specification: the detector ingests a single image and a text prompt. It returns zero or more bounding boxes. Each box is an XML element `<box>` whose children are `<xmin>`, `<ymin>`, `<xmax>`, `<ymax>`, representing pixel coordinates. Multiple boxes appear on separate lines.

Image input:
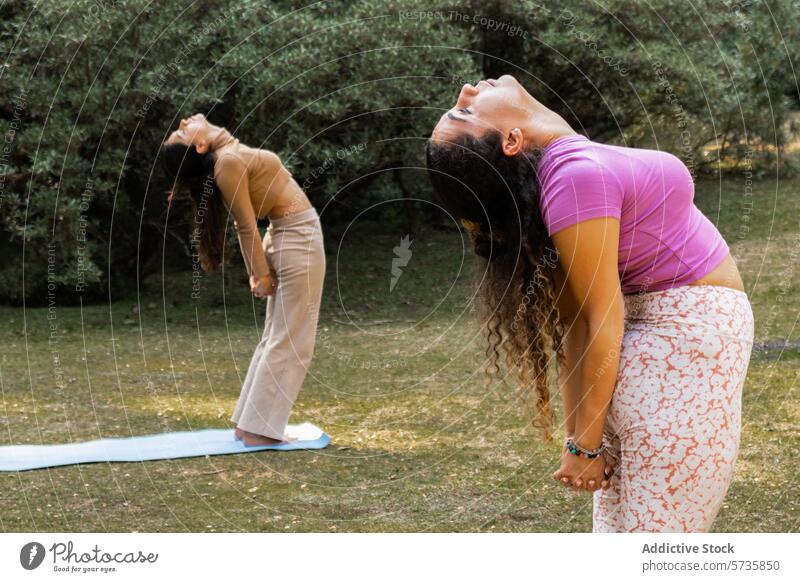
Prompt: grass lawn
<box><xmin>0</xmin><ymin>177</ymin><xmax>797</xmax><ymax>532</ymax></box>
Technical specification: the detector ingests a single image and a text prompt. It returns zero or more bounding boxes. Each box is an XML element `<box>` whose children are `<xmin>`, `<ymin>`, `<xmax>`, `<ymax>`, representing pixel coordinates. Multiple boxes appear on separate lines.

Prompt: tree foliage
<box><xmin>0</xmin><ymin>0</ymin><xmax>795</xmax><ymax>303</ymax></box>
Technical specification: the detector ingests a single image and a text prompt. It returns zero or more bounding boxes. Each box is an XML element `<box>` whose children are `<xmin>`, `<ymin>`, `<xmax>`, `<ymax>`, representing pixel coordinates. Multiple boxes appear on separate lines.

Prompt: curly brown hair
<box><xmin>426</xmin><ymin>130</ymin><xmax>564</xmax><ymax>440</ymax></box>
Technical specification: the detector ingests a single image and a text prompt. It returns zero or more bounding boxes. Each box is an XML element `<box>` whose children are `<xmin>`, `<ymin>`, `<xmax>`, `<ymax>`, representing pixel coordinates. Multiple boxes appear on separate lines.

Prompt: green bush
<box><xmin>452</xmin><ymin>0</ymin><xmax>796</xmax><ymax>169</ymax></box>
<box><xmin>0</xmin><ymin>0</ymin><xmax>477</xmax><ymax>304</ymax></box>
<box><xmin>0</xmin><ymin>0</ymin><xmax>795</xmax><ymax>304</ymax></box>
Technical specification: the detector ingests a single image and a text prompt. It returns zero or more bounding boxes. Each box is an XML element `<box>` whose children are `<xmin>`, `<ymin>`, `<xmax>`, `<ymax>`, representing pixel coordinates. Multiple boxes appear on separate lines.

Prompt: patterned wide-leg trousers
<box><xmin>592</xmin><ymin>284</ymin><xmax>755</xmax><ymax>532</ymax></box>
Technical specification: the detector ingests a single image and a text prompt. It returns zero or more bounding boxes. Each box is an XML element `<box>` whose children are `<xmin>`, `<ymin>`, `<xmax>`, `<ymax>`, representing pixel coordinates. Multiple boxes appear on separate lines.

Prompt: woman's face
<box><xmin>165</xmin><ymin>113</ymin><xmax>211</xmax><ymax>152</ymax></box>
<box><xmin>431</xmin><ymin>75</ymin><xmax>532</xmax><ymax>144</ymax></box>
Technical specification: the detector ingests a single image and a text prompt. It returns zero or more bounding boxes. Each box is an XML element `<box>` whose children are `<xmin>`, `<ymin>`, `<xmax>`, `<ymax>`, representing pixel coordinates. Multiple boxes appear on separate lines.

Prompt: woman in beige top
<box><xmin>162</xmin><ymin>113</ymin><xmax>326</xmax><ymax>446</ymax></box>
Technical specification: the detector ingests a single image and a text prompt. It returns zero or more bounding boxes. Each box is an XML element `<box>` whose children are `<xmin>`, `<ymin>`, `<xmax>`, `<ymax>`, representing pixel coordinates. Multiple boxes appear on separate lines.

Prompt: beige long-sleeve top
<box><xmin>211</xmin><ymin>128</ymin><xmax>294</xmax><ymax>280</ymax></box>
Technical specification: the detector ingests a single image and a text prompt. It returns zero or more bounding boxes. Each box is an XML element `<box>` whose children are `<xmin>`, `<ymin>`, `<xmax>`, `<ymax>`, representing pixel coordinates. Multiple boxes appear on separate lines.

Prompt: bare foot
<box><xmin>243</xmin><ymin>431</ymin><xmax>285</xmax><ymax>447</ymax></box>
<box><xmin>234</xmin><ymin>427</ymin><xmax>245</xmax><ymax>441</ymax></box>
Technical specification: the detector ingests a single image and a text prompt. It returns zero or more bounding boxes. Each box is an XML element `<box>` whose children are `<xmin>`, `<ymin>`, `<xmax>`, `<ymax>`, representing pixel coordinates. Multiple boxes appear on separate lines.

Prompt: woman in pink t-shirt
<box><xmin>426</xmin><ymin>75</ymin><xmax>754</xmax><ymax>532</ymax></box>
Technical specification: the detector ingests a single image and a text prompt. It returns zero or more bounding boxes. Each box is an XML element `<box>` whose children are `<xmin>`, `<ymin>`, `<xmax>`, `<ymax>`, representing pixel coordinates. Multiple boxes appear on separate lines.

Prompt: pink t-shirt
<box><xmin>536</xmin><ymin>134</ymin><xmax>729</xmax><ymax>294</ymax></box>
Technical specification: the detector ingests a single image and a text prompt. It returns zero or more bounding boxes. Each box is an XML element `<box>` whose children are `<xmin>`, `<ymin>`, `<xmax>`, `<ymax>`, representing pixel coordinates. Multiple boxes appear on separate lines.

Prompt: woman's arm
<box><xmin>551</xmin><ymin>216</ymin><xmax>625</xmax><ymax>451</ymax></box>
<box><xmin>560</xmin><ymin>315</ymin><xmax>585</xmax><ymax>439</ymax></box>
<box><xmin>214</xmin><ymin>153</ymin><xmax>271</xmax><ymax>282</ymax></box>
<box><xmin>554</xmin><ymin>280</ymin><xmax>585</xmax><ymax>439</ymax></box>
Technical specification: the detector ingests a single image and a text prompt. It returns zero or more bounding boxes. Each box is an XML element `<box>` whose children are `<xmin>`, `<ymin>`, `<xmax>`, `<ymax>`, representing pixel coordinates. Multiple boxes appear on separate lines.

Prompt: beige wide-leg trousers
<box><xmin>231</xmin><ymin>208</ymin><xmax>325</xmax><ymax>440</ymax></box>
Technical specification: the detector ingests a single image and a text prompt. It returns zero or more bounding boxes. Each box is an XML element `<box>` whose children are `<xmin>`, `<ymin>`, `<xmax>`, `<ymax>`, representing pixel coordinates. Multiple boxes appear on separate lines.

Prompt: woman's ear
<box><xmin>502</xmin><ymin>128</ymin><xmax>524</xmax><ymax>157</ymax></box>
<box><xmin>195</xmin><ymin>139</ymin><xmax>210</xmax><ymax>155</ymax></box>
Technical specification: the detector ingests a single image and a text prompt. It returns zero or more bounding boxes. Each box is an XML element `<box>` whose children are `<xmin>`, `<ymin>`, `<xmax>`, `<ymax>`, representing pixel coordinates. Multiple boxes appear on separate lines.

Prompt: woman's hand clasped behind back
<box><xmin>250</xmin><ymin>274</ymin><xmax>275</xmax><ymax>299</ymax></box>
<box><xmin>553</xmin><ymin>441</ymin><xmax>617</xmax><ymax>493</ymax></box>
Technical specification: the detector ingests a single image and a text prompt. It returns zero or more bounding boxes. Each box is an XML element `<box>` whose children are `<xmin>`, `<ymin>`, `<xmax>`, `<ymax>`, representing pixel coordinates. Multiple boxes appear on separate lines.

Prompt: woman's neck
<box><xmin>521</xmin><ymin>98</ymin><xmax>578</xmax><ymax>149</ymax></box>
<box><xmin>207</xmin><ymin>124</ymin><xmax>237</xmax><ymax>151</ymax></box>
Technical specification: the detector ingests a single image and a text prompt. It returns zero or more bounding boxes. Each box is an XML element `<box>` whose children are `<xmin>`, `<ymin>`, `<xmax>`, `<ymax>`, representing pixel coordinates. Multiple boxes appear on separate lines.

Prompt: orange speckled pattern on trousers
<box><xmin>592</xmin><ymin>284</ymin><xmax>755</xmax><ymax>532</ymax></box>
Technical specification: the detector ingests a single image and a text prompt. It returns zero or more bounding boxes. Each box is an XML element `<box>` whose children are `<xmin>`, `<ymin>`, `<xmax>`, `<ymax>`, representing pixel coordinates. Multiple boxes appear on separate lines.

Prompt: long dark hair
<box><xmin>160</xmin><ymin>142</ymin><xmax>228</xmax><ymax>273</ymax></box>
<box><xmin>426</xmin><ymin>130</ymin><xmax>564</xmax><ymax>439</ymax></box>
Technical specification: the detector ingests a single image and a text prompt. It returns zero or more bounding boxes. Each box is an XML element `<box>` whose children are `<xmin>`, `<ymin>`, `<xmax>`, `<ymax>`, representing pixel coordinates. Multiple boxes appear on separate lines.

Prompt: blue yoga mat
<box><xmin>0</xmin><ymin>422</ymin><xmax>330</xmax><ymax>472</ymax></box>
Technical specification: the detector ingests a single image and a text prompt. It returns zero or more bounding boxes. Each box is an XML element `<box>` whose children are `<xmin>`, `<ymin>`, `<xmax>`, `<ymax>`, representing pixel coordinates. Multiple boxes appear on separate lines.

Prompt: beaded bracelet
<box><xmin>565</xmin><ymin>437</ymin><xmax>604</xmax><ymax>459</ymax></box>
